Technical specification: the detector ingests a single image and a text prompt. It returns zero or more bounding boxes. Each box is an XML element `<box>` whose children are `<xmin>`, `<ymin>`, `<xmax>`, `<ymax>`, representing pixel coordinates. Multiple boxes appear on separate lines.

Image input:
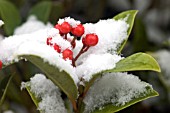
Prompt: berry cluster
<box><xmin>46</xmin><ymin>19</ymin><xmax>99</xmax><ymax>67</ymax></box>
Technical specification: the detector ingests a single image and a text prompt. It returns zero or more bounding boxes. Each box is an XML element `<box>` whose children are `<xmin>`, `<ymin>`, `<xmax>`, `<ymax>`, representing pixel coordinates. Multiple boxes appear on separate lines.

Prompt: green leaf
<box><xmin>25</xmin><ymin>86</ymin><xmax>40</xmax><ymax>107</ymax></box>
<box><xmin>0</xmin><ymin>0</ymin><xmax>21</xmax><ymax>35</ymax></box>
<box><xmin>109</xmin><ymin>53</ymin><xmax>161</xmax><ymax>72</ymax></box>
<box><xmin>25</xmin><ymin>86</ymin><xmax>44</xmax><ymax>113</ymax></box>
<box><xmin>132</xmin><ymin>18</ymin><xmax>150</xmax><ymax>52</ymax></box>
<box><xmin>29</xmin><ymin>1</ymin><xmax>52</xmax><ymax>23</ymax></box>
<box><xmin>113</xmin><ymin>10</ymin><xmax>138</xmax><ymax>53</ymax></box>
<box><xmin>0</xmin><ymin>74</ymin><xmax>14</xmax><ymax>107</ymax></box>
<box><xmin>19</xmin><ymin>55</ymin><xmax>78</xmax><ymax>103</ymax></box>
<box><xmin>50</xmin><ymin>2</ymin><xmax>63</xmax><ymax>24</ymax></box>
<box><xmin>92</xmin><ymin>89</ymin><xmax>158</xmax><ymax>113</ymax></box>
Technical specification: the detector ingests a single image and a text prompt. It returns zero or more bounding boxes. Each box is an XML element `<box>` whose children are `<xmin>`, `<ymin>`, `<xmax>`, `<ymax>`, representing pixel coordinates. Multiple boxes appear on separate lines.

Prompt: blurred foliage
<box><xmin>0</xmin><ymin>0</ymin><xmax>21</xmax><ymax>35</ymax></box>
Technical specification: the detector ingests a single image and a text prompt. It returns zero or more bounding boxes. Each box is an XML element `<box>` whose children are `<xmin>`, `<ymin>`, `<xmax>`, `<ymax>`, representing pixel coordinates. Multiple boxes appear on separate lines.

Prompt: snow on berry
<box><xmin>58</xmin><ymin>17</ymin><xmax>81</xmax><ymax>28</ymax></box>
<box><xmin>21</xmin><ymin>74</ymin><xmax>67</xmax><ymax>113</ymax></box>
<box><xmin>83</xmin><ymin>72</ymin><xmax>154</xmax><ymax>113</ymax></box>
<box><xmin>51</xmin><ymin>35</ymin><xmax>72</xmax><ymax>51</ymax></box>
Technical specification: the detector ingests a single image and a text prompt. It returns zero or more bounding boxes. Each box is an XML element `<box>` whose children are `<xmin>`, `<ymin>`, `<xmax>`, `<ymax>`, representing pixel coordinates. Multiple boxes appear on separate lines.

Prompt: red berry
<box><xmin>62</xmin><ymin>49</ymin><xmax>73</xmax><ymax>60</ymax></box>
<box><xmin>54</xmin><ymin>24</ymin><xmax>64</xmax><ymax>36</ymax></box>
<box><xmin>82</xmin><ymin>34</ymin><xmax>98</xmax><ymax>46</ymax></box>
<box><xmin>46</xmin><ymin>37</ymin><xmax>53</xmax><ymax>46</ymax></box>
<box><xmin>71</xmin><ymin>24</ymin><xmax>84</xmax><ymax>37</ymax></box>
<box><xmin>0</xmin><ymin>60</ymin><xmax>2</xmax><ymax>69</ymax></box>
<box><xmin>54</xmin><ymin>24</ymin><xmax>61</xmax><ymax>30</ymax></box>
<box><xmin>60</xmin><ymin>22</ymin><xmax>71</xmax><ymax>34</ymax></box>
<box><xmin>53</xmin><ymin>44</ymin><xmax>61</xmax><ymax>53</ymax></box>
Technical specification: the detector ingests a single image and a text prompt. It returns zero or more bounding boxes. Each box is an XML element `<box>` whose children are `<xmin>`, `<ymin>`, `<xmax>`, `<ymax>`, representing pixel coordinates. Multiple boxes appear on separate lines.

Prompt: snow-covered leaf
<box><xmin>83</xmin><ymin>73</ymin><xmax>158</xmax><ymax>113</ymax></box>
<box><xmin>113</xmin><ymin>10</ymin><xmax>138</xmax><ymax>53</ymax></box>
<box><xmin>29</xmin><ymin>1</ymin><xmax>52</xmax><ymax>23</ymax></box>
<box><xmin>22</xmin><ymin>74</ymin><xmax>67</xmax><ymax>113</ymax></box>
<box><xmin>19</xmin><ymin>55</ymin><xmax>78</xmax><ymax>102</ymax></box>
<box><xmin>109</xmin><ymin>53</ymin><xmax>161</xmax><ymax>72</ymax></box>
<box><xmin>0</xmin><ymin>0</ymin><xmax>21</xmax><ymax>35</ymax></box>
<box><xmin>83</xmin><ymin>53</ymin><xmax>160</xmax><ymax>98</ymax></box>
<box><xmin>92</xmin><ymin>89</ymin><xmax>158</xmax><ymax>113</ymax></box>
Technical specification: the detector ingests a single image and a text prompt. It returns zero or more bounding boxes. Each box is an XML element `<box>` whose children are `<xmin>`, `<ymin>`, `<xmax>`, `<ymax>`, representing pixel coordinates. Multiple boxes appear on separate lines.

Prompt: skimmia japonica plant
<box><xmin>0</xmin><ymin>10</ymin><xmax>160</xmax><ymax>113</ymax></box>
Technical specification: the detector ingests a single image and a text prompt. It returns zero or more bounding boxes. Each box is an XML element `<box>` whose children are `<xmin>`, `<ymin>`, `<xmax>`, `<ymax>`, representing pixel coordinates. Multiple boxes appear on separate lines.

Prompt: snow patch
<box><xmin>14</xmin><ymin>15</ymin><xmax>52</xmax><ymax>35</ymax></box>
<box><xmin>83</xmin><ymin>72</ymin><xmax>153</xmax><ymax>113</ymax></box>
<box><xmin>76</xmin><ymin>53</ymin><xmax>122</xmax><ymax>81</ymax></box>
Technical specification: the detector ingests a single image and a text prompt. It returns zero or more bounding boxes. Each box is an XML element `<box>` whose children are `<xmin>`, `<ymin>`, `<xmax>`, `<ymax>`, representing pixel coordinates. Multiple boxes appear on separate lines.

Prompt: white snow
<box><xmin>83</xmin><ymin>72</ymin><xmax>153</xmax><ymax>113</ymax></box>
<box><xmin>0</xmin><ymin>28</ymin><xmax>57</xmax><ymax>63</ymax></box>
<box><xmin>0</xmin><ymin>20</ymin><xmax>4</xmax><ymax>27</ymax></box>
<box><xmin>14</xmin><ymin>15</ymin><xmax>52</xmax><ymax>35</ymax></box>
<box><xmin>21</xmin><ymin>74</ymin><xmax>67</xmax><ymax>113</ymax></box>
<box><xmin>76</xmin><ymin>53</ymin><xmax>123</xmax><ymax>81</ymax></box>
<box><xmin>58</xmin><ymin>17</ymin><xmax>81</xmax><ymax>27</ymax></box>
